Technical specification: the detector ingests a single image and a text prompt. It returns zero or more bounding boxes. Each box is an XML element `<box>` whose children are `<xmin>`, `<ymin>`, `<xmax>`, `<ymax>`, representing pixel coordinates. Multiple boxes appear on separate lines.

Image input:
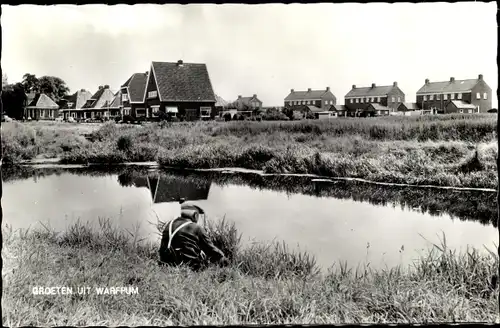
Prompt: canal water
<box><xmin>2</xmin><ymin>166</ymin><xmax>498</xmax><ymax>270</ymax></box>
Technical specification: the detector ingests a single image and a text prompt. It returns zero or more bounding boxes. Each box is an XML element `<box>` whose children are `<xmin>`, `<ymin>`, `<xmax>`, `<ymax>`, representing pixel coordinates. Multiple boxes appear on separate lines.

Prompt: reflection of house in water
<box><xmin>133</xmin><ymin>174</ymin><xmax>211</xmax><ymax>203</ymax></box>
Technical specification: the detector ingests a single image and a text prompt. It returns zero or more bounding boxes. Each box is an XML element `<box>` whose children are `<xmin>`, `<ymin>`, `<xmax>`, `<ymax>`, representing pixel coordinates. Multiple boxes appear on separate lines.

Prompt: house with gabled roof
<box><xmin>235</xmin><ymin>94</ymin><xmax>263</xmax><ymax>110</ymax></box>
<box><xmin>60</xmin><ymin>89</ymin><xmax>93</xmax><ymax>120</ymax></box>
<box><xmin>25</xmin><ymin>93</ymin><xmax>59</xmax><ymax>120</ymax></box>
<box><xmin>80</xmin><ymin>85</ymin><xmax>116</xmax><ymax>120</ymax></box>
<box><xmin>416</xmin><ymin>74</ymin><xmax>492</xmax><ymax>113</ymax></box>
<box><xmin>344</xmin><ymin>82</ymin><xmax>405</xmax><ymax>116</ymax></box>
<box><xmin>121</xmin><ymin>72</ymin><xmax>148</xmax><ymax>119</ymax></box>
<box><xmin>143</xmin><ymin>60</ymin><xmax>217</xmax><ymax>121</ymax></box>
<box><xmin>284</xmin><ymin>87</ymin><xmax>336</xmax><ymax>111</ymax></box>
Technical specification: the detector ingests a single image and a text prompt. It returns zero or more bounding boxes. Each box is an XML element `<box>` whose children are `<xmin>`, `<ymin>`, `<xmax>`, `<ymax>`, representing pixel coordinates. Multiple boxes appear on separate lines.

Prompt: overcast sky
<box><xmin>1</xmin><ymin>3</ymin><xmax>497</xmax><ymax>107</ymax></box>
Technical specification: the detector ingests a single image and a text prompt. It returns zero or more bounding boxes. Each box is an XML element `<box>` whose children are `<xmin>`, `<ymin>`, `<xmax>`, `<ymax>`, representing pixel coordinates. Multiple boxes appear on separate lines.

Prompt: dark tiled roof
<box><xmin>399</xmin><ymin>102</ymin><xmax>419</xmax><ymax>110</ymax></box>
<box><xmin>285</xmin><ymin>89</ymin><xmax>332</xmax><ymax>101</ymax></box>
<box><xmin>449</xmin><ymin>100</ymin><xmax>477</xmax><ymax>109</ymax></box>
<box><xmin>109</xmin><ymin>91</ymin><xmax>123</xmax><ymax>108</ymax></box>
<box><xmin>26</xmin><ymin>93</ymin><xmax>59</xmax><ymax>109</ymax></box>
<box><xmin>237</xmin><ymin>95</ymin><xmax>261</xmax><ymax>106</ymax></box>
<box><xmin>151</xmin><ymin>61</ymin><xmax>216</xmax><ymax>102</ymax></box>
<box><xmin>416</xmin><ymin>78</ymin><xmax>479</xmax><ymax>94</ymax></box>
<box><xmin>65</xmin><ymin>90</ymin><xmax>93</xmax><ymax>109</ymax></box>
<box><xmin>345</xmin><ymin>85</ymin><xmax>394</xmax><ymax>98</ymax></box>
<box><xmin>121</xmin><ymin>75</ymin><xmax>133</xmax><ymax>88</ymax></box>
<box><xmin>127</xmin><ymin>73</ymin><xmax>148</xmax><ymax>103</ymax></box>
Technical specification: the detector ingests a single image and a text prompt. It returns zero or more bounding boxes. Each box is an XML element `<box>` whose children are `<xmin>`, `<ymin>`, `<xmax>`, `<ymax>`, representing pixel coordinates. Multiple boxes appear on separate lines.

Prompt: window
<box><xmin>483</xmin><ymin>92</ymin><xmax>488</xmax><ymax>100</ymax></box>
<box><xmin>200</xmin><ymin>107</ymin><xmax>211</xmax><ymax>117</ymax></box>
<box><xmin>424</xmin><ymin>95</ymin><xmax>428</xmax><ymax>101</ymax></box>
<box><xmin>459</xmin><ymin>109</ymin><xmax>463</xmax><ymax>113</ymax></box>
<box><xmin>397</xmin><ymin>97</ymin><xmax>401</xmax><ymax>102</ymax></box>
<box><xmin>330</xmin><ymin>100</ymin><xmax>334</xmax><ymax>105</ymax></box>
<box><xmin>122</xmin><ymin>94</ymin><xmax>129</xmax><ymax>101</ymax></box>
<box><xmin>436</xmin><ymin>94</ymin><xmax>440</xmax><ymax>100</ymax></box>
<box><xmin>476</xmin><ymin>92</ymin><xmax>480</xmax><ymax>100</ymax></box>
<box><xmin>349</xmin><ymin>99</ymin><xmax>352</xmax><ymax>103</ymax></box>
<box><xmin>451</xmin><ymin>93</ymin><xmax>455</xmax><ymax>100</ymax></box>
<box><xmin>391</xmin><ymin>97</ymin><xmax>395</xmax><ymax>102</ymax></box>
<box><xmin>444</xmin><ymin>94</ymin><xmax>448</xmax><ymax>100</ymax></box>
<box><xmin>151</xmin><ymin>106</ymin><xmax>160</xmax><ymax>114</ymax></box>
<box><xmin>147</xmin><ymin>90</ymin><xmax>158</xmax><ymax>99</ymax></box>
<box><xmin>136</xmin><ymin>108</ymin><xmax>146</xmax><ymax>117</ymax></box>
<box><xmin>430</xmin><ymin>95</ymin><xmax>434</xmax><ymax>100</ymax></box>
<box><xmin>67</xmin><ymin>102</ymin><xmax>74</xmax><ymax>108</ymax></box>
<box><xmin>468</xmin><ymin>109</ymin><xmax>473</xmax><ymax>113</ymax></box>
<box><xmin>457</xmin><ymin>93</ymin><xmax>462</xmax><ymax>100</ymax></box>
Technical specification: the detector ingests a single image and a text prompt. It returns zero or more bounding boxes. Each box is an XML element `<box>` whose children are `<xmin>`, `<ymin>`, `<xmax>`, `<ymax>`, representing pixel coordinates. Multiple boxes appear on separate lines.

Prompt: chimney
<box><xmin>450</xmin><ymin>77</ymin><xmax>455</xmax><ymax>82</ymax></box>
<box><xmin>326</xmin><ymin>87</ymin><xmax>330</xmax><ymax>91</ymax></box>
<box><xmin>177</xmin><ymin>60</ymin><xmax>184</xmax><ymax>67</ymax></box>
<box><xmin>352</xmin><ymin>85</ymin><xmax>356</xmax><ymax>89</ymax></box>
<box><xmin>291</xmin><ymin>89</ymin><xmax>294</xmax><ymax>93</ymax></box>
<box><xmin>393</xmin><ymin>82</ymin><xmax>397</xmax><ymax>87</ymax></box>
<box><xmin>425</xmin><ymin>79</ymin><xmax>429</xmax><ymax>84</ymax></box>
<box><xmin>308</xmin><ymin>88</ymin><xmax>312</xmax><ymax>92</ymax></box>
<box><xmin>80</xmin><ymin>89</ymin><xmax>85</xmax><ymax>92</ymax></box>
<box><xmin>478</xmin><ymin>74</ymin><xmax>483</xmax><ymax>80</ymax></box>
<box><xmin>238</xmin><ymin>95</ymin><xmax>242</xmax><ymax>99</ymax></box>
<box><xmin>371</xmin><ymin>83</ymin><xmax>376</xmax><ymax>88</ymax></box>
<box><xmin>253</xmin><ymin>94</ymin><xmax>257</xmax><ymax>98</ymax></box>
<box><xmin>98</xmin><ymin>86</ymin><xmax>103</xmax><ymax>90</ymax></box>
<box><xmin>104</xmin><ymin>85</ymin><xmax>109</xmax><ymax>89</ymax></box>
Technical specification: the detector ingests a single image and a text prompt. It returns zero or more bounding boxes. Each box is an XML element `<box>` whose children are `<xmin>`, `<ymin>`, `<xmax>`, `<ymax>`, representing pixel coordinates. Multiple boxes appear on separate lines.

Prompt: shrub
<box><xmin>117</xmin><ymin>135</ymin><xmax>133</xmax><ymax>153</ymax></box>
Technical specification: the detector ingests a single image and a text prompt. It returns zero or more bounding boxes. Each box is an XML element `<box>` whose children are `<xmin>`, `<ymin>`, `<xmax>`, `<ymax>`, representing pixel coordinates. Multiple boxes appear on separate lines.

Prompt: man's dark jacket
<box><xmin>159</xmin><ymin>217</ymin><xmax>225</xmax><ymax>270</ymax></box>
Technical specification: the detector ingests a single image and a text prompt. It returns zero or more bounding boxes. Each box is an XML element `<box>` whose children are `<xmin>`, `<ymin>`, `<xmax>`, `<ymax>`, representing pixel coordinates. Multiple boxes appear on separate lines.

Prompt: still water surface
<box><xmin>2</xmin><ymin>166</ymin><xmax>498</xmax><ymax>270</ymax></box>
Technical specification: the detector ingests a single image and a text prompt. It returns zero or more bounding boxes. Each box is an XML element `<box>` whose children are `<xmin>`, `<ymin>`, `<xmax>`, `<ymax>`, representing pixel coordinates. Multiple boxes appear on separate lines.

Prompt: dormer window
<box><xmin>122</xmin><ymin>94</ymin><xmax>129</xmax><ymax>101</ymax></box>
<box><xmin>148</xmin><ymin>90</ymin><xmax>158</xmax><ymax>99</ymax></box>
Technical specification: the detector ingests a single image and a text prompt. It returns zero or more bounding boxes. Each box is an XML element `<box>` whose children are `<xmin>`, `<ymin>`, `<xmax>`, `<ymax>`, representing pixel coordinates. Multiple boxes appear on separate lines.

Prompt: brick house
<box><xmin>121</xmin><ymin>72</ymin><xmax>148</xmax><ymax>119</ymax></box>
<box><xmin>416</xmin><ymin>74</ymin><xmax>492</xmax><ymax>113</ymax></box>
<box><xmin>80</xmin><ymin>85</ymin><xmax>116</xmax><ymax>120</ymax></box>
<box><xmin>25</xmin><ymin>93</ymin><xmax>59</xmax><ymax>120</ymax></box>
<box><xmin>344</xmin><ymin>82</ymin><xmax>405</xmax><ymax>116</ymax></box>
<box><xmin>60</xmin><ymin>89</ymin><xmax>93</xmax><ymax>120</ymax></box>
<box><xmin>143</xmin><ymin>60</ymin><xmax>217</xmax><ymax>121</ymax></box>
<box><xmin>235</xmin><ymin>94</ymin><xmax>263</xmax><ymax>110</ymax></box>
<box><xmin>284</xmin><ymin>87</ymin><xmax>337</xmax><ymax>111</ymax></box>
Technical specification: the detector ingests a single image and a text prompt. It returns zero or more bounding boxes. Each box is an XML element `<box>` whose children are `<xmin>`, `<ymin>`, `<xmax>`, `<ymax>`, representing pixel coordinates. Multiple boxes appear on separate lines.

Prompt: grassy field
<box><xmin>1</xmin><ymin>114</ymin><xmax>498</xmax><ymax>188</ymax></box>
<box><xmin>2</xmin><ymin>218</ymin><xmax>498</xmax><ymax>325</ymax></box>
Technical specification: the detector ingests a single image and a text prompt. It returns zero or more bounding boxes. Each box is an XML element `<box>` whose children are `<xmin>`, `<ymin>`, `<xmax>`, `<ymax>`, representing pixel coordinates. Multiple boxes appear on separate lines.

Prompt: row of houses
<box><xmin>284</xmin><ymin>74</ymin><xmax>493</xmax><ymax>118</ymax></box>
<box><xmin>22</xmin><ymin>60</ymin><xmax>494</xmax><ymax>121</ymax></box>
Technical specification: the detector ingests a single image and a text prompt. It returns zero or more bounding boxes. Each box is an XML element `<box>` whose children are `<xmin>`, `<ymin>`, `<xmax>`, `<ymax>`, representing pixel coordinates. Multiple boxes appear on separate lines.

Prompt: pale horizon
<box><xmin>1</xmin><ymin>3</ymin><xmax>498</xmax><ymax>107</ymax></box>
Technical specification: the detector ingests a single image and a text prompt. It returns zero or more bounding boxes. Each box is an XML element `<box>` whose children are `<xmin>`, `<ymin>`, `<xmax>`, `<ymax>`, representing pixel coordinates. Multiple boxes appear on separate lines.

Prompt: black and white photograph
<box><xmin>1</xmin><ymin>2</ymin><xmax>499</xmax><ymax>325</ymax></box>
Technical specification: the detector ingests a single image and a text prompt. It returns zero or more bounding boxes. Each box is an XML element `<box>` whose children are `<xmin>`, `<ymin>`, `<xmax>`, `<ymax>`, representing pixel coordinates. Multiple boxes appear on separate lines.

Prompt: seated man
<box><xmin>158</xmin><ymin>201</ymin><xmax>229</xmax><ymax>271</ymax></box>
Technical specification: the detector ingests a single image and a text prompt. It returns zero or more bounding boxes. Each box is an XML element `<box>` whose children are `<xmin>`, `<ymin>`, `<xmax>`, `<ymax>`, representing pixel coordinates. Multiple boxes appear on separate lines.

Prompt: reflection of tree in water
<box><xmin>117</xmin><ymin>171</ymin><xmax>135</xmax><ymax>187</ymax></box>
<box><xmin>4</xmin><ymin>166</ymin><xmax>498</xmax><ymax>227</ymax></box>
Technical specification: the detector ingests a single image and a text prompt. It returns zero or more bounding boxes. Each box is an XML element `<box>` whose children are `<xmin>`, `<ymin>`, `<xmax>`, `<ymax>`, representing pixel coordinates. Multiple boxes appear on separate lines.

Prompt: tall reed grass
<box><xmin>2</xmin><ymin>217</ymin><xmax>498</xmax><ymax>325</ymax></box>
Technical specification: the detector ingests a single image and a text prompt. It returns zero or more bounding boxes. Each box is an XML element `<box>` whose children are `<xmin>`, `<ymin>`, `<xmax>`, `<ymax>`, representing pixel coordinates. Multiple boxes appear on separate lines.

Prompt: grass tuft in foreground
<box><xmin>2</xmin><ymin>217</ymin><xmax>498</xmax><ymax>325</ymax></box>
